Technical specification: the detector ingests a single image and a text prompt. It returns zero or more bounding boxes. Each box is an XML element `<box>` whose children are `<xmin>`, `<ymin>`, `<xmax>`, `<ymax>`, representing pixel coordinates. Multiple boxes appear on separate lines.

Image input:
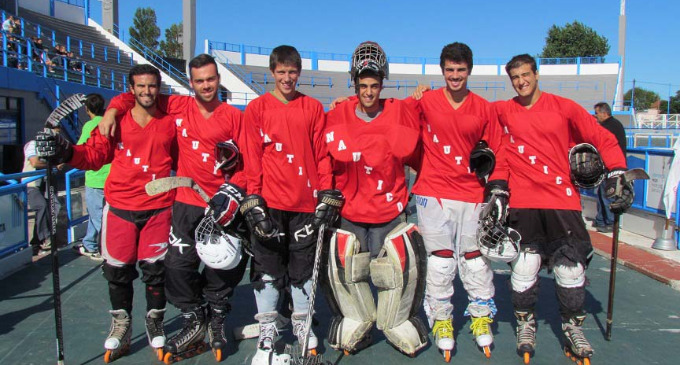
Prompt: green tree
<box><xmin>128</xmin><ymin>7</ymin><xmax>160</xmax><ymax>53</ymax></box>
<box><xmin>540</xmin><ymin>21</ymin><xmax>610</xmax><ymax>58</ymax></box>
<box><xmin>624</xmin><ymin>87</ymin><xmax>660</xmax><ymax>111</ymax></box>
<box><xmin>659</xmin><ymin>90</ymin><xmax>680</xmax><ymax>114</ymax></box>
<box><xmin>159</xmin><ymin>22</ymin><xmax>183</xmax><ymax>58</ymax></box>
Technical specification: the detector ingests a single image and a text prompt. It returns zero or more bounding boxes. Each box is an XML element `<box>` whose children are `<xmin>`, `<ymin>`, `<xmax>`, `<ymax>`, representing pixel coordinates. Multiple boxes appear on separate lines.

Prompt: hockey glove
<box><xmin>604</xmin><ymin>169</ymin><xmax>634</xmax><ymax>214</ymax></box>
<box><xmin>240</xmin><ymin>194</ymin><xmax>279</xmax><ymax>240</ymax></box>
<box><xmin>206</xmin><ymin>182</ymin><xmax>246</xmax><ymax>228</ymax></box>
<box><xmin>480</xmin><ymin>180</ymin><xmax>509</xmax><ymax>224</ymax></box>
<box><xmin>313</xmin><ymin>189</ymin><xmax>345</xmax><ymax>228</ymax></box>
<box><xmin>35</xmin><ymin>128</ymin><xmax>73</xmax><ymax>164</ymax></box>
<box><xmin>469</xmin><ymin>140</ymin><xmax>496</xmax><ymax>180</ymax></box>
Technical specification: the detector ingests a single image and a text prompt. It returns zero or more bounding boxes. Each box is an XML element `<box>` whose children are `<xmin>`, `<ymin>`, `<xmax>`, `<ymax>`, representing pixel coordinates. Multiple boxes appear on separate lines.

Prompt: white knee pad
<box><xmin>510</xmin><ymin>252</ymin><xmax>542</xmax><ymax>293</ymax></box>
<box><xmin>459</xmin><ymin>253</ymin><xmax>495</xmax><ymax>300</ymax></box>
<box><xmin>326</xmin><ymin>229</ymin><xmax>376</xmax><ymax>352</ymax></box>
<box><xmin>554</xmin><ymin>262</ymin><xmax>585</xmax><ymax>288</ymax></box>
<box><xmin>424</xmin><ymin>255</ymin><xmax>455</xmax><ymax>324</ymax></box>
<box><xmin>370</xmin><ymin>223</ymin><xmax>428</xmax><ymax>355</ymax></box>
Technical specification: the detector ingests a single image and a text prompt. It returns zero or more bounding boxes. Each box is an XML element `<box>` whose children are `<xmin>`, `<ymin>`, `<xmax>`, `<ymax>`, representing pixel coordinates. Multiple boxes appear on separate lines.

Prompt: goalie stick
<box><xmin>44</xmin><ymin>93</ymin><xmax>87</xmax><ymax>129</ymax></box>
<box><xmin>145</xmin><ymin>176</ymin><xmax>210</xmax><ymax>203</ymax></box>
<box><xmin>300</xmin><ymin>223</ymin><xmax>325</xmax><ymax>357</ymax></box>
<box><xmin>605</xmin><ymin>168</ymin><xmax>650</xmax><ymax>341</ymax></box>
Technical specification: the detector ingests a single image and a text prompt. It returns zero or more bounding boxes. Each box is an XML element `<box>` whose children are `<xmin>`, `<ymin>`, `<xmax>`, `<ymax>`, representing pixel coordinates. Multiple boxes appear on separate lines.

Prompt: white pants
<box><xmin>416</xmin><ymin>195</ymin><xmax>495</xmax><ymax>321</ymax></box>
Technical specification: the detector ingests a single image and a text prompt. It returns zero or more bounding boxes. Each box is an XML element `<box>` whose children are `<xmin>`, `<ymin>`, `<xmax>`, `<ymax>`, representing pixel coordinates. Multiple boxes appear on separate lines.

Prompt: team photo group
<box><xmin>35</xmin><ymin>39</ymin><xmax>634</xmax><ymax>365</ymax></box>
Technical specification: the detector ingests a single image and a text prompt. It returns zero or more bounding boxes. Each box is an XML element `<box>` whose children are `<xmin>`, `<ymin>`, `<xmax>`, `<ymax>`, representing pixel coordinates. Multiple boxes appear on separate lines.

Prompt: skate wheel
<box><xmin>483</xmin><ymin>346</ymin><xmax>491</xmax><ymax>358</ymax></box>
<box><xmin>443</xmin><ymin>350</ymin><xmax>451</xmax><ymax>363</ymax></box>
<box><xmin>583</xmin><ymin>358</ymin><xmax>590</xmax><ymax>365</ymax></box>
<box><xmin>104</xmin><ymin>350</ymin><xmax>112</xmax><ymax>363</ymax></box>
<box><xmin>308</xmin><ymin>348</ymin><xmax>318</xmax><ymax>356</ymax></box>
<box><xmin>523</xmin><ymin>351</ymin><xmax>531</xmax><ymax>364</ymax></box>
<box><xmin>343</xmin><ymin>350</ymin><xmax>350</xmax><ymax>356</ymax></box>
<box><xmin>156</xmin><ymin>348</ymin><xmax>164</xmax><ymax>361</ymax></box>
<box><xmin>213</xmin><ymin>348</ymin><xmax>223</xmax><ymax>362</ymax></box>
<box><xmin>163</xmin><ymin>351</ymin><xmax>174</xmax><ymax>364</ymax></box>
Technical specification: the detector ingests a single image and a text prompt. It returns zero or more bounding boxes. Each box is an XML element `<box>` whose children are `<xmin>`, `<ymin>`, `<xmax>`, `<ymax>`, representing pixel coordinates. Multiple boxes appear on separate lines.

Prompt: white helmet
<box><xmin>195</xmin><ymin>216</ymin><xmax>242</xmax><ymax>270</ymax></box>
<box><xmin>476</xmin><ymin>218</ymin><xmax>521</xmax><ymax>263</ymax></box>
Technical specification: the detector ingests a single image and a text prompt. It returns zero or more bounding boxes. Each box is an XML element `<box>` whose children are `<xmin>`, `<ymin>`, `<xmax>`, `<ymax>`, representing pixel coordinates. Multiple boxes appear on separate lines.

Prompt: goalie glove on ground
<box><xmin>481</xmin><ymin>180</ymin><xmax>509</xmax><ymax>224</ymax></box>
<box><xmin>240</xmin><ymin>194</ymin><xmax>279</xmax><ymax>240</ymax></box>
<box><xmin>605</xmin><ymin>169</ymin><xmax>634</xmax><ymax>214</ymax></box>
<box><xmin>35</xmin><ymin>128</ymin><xmax>73</xmax><ymax>164</ymax></box>
<box><xmin>206</xmin><ymin>182</ymin><xmax>245</xmax><ymax>228</ymax></box>
<box><xmin>313</xmin><ymin>189</ymin><xmax>345</xmax><ymax>228</ymax></box>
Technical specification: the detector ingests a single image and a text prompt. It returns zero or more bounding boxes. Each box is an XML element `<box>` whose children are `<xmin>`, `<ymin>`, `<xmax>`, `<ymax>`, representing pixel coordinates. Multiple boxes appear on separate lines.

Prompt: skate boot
<box><xmin>432</xmin><ymin>318</ymin><xmax>454</xmax><ymax>362</ymax></box>
<box><xmin>145</xmin><ymin>308</ymin><xmax>166</xmax><ymax>361</ymax></box>
<box><xmin>162</xmin><ymin>306</ymin><xmax>207</xmax><ymax>364</ymax></box>
<box><xmin>251</xmin><ymin>311</ymin><xmax>283</xmax><ymax>365</ymax></box>
<box><xmin>515</xmin><ymin>310</ymin><xmax>537</xmax><ymax>364</ymax></box>
<box><xmin>208</xmin><ymin>305</ymin><xmax>229</xmax><ymax>362</ymax></box>
<box><xmin>468</xmin><ymin>303</ymin><xmax>494</xmax><ymax>358</ymax></box>
<box><xmin>562</xmin><ymin>314</ymin><xmax>593</xmax><ymax>365</ymax></box>
<box><xmin>292</xmin><ymin>312</ymin><xmax>318</xmax><ymax>356</ymax></box>
<box><xmin>104</xmin><ymin>309</ymin><xmax>132</xmax><ymax>363</ymax></box>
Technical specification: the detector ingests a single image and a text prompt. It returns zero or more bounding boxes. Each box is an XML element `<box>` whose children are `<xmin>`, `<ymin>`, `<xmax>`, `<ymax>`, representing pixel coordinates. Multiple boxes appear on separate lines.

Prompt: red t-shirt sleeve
<box><xmin>486</xmin><ymin>102</ymin><xmax>509</xmax><ymax>182</ymax></box>
<box><xmin>229</xmin><ymin>110</ymin><xmax>248</xmax><ymax>190</ymax></box>
<box><xmin>70</xmin><ymin>125</ymin><xmax>116</xmax><ymax>170</ymax></box>
<box><xmin>312</xmin><ymin>103</ymin><xmax>333</xmax><ymax>190</ymax></box>
<box><xmin>244</xmin><ymin>101</ymin><xmax>263</xmax><ymax>195</ymax></box>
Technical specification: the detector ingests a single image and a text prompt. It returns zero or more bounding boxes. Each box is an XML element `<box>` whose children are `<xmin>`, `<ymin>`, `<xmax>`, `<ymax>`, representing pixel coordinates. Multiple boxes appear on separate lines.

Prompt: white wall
<box><xmin>580</xmin><ymin>63</ymin><xmax>619</xmax><ymax>75</ymax></box>
<box><xmin>18</xmin><ymin>0</ymin><xmax>49</xmax><ymax>14</ymax></box>
<box><xmin>54</xmin><ymin>1</ymin><xmax>84</xmax><ymax>24</ymax></box>
<box><xmin>539</xmin><ymin>64</ymin><xmax>578</xmax><ymax>75</ymax></box>
<box><xmin>390</xmin><ymin>63</ymin><xmax>421</xmax><ymax>75</ymax></box>
<box><xmin>474</xmin><ymin>65</ymin><xmax>499</xmax><ymax>76</ymax></box>
<box><xmin>318</xmin><ymin>60</ymin><xmax>348</xmax><ymax>72</ymax></box>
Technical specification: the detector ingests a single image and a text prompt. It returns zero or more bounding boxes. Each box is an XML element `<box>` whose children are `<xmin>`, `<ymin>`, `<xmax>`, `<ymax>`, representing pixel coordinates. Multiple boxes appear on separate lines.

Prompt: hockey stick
<box><xmin>45</xmin><ymin>93</ymin><xmax>87</xmax><ymax>129</ymax></box>
<box><xmin>301</xmin><ymin>223</ymin><xmax>325</xmax><ymax>357</ymax></box>
<box><xmin>605</xmin><ymin>168</ymin><xmax>649</xmax><ymax>341</ymax></box>
<box><xmin>145</xmin><ymin>176</ymin><xmax>210</xmax><ymax>203</ymax></box>
<box><xmin>45</xmin><ymin>160</ymin><xmax>65</xmax><ymax>364</ymax></box>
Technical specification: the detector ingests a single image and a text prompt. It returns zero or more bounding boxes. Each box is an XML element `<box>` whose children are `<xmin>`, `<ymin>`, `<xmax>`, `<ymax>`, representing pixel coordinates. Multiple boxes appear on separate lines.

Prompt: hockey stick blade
<box><xmin>233</xmin><ymin>315</ymin><xmax>290</xmax><ymax>340</ymax></box>
<box><xmin>45</xmin><ymin>93</ymin><xmax>87</xmax><ymax>128</ymax></box>
<box><xmin>145</xmin><ymin>177</ymin><xmax>210</xmax><ymax>203</ymax></box>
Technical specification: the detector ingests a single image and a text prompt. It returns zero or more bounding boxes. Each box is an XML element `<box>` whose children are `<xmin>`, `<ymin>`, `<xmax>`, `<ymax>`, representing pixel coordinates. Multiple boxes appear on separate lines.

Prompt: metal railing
<box><xmin>635</xmin><ymin>114</ymin><xmax>680</xmax><ymax>129</ymax></box>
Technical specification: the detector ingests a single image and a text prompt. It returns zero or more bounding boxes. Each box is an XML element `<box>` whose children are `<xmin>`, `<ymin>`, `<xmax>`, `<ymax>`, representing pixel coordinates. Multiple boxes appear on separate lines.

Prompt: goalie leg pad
<box><xmin>326</xmin><ymin>228</ymin><xmax>376</xmax><ymax>351</ymax></box>
<box><xmin>424</xmin><ymin>255</ymin><xmax>455</xmax><ymax>326</ymax></box>
<box><xmin>370</xmin><ymin>223</ymin><xmax>428</xmax><ymax>355</ymax></box>
<box><xmin>510</xmin><ymin>251</ymin><xmax>542</xmax><ymax>293</ymax></box>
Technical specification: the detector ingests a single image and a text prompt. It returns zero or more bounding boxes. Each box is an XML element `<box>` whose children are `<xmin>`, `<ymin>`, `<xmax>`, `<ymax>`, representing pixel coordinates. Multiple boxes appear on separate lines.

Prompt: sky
<box><xmin>89</xmin><ymin>0</ymin><xmax>680</xmax><ymax>99</ymax></box>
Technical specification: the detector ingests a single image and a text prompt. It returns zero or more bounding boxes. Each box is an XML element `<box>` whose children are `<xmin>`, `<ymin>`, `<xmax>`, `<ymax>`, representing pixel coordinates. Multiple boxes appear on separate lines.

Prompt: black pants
<box><xmin>165</xmin><ymin>201</ymin><xmax>248</xmax><ymax>310</ymax></box>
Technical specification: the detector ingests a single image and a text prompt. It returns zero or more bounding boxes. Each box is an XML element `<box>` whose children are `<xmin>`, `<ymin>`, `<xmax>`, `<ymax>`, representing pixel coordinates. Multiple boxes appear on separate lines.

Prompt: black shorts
<box><xmin>249</xmin><ymin>208</ymin><xmax>317</xmax><ymax>288</ymax></box>
<box><xmin>508</xmin><ymin>208</ymin><xmax>592</xmax><ymax>268</ymax></box>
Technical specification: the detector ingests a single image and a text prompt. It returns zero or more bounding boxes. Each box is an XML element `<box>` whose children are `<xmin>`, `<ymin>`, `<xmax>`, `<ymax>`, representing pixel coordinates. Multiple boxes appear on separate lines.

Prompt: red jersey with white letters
<box><xmin>109</xmin><ymin>93</ymin><xmax>246</xmax><ymax>208</ymax></box>
<box><xmin>325</xmin><ymin>98</ymin><xmax>420</xmax><ymax>223</ymax></box>
<box><xmin>406</xmin><ymin>89</ymin><xmax>506</xmax><ymax>203</ymax></box>
<box><xmin>70</xmin><ymin>111</ymin><xmax>177</xmax><ymax>210</ymax></box>
<box><xmin>244</xmin><ymin>92</ymin><xmax>332</xmax><ymax>213</ymax></box>
<box><xmin>494</xmin><ymin>92</ymin><xmax>627</xmax><ymax>210</ymax></box>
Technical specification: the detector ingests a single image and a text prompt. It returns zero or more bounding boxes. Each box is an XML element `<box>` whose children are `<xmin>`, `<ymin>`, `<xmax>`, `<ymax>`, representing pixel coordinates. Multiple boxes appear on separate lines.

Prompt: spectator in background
<box><xmin>2</xmin><ymin>15</ymin><xmax>15</xmax><ymax>33</ymax></box>
<box><xmin>593</xmin><ymin>102</ymin><xmax>627</xmax><ymax>232</ymax></box>
<box><xmin>72</xmin><ymin>93</ymin><xmax>108</xmax><ymax>260</ymax></box>
<box><xmin>22</xmin><ymin>125</ymin><xmax>62</xmax><ymax>255</ymax></box>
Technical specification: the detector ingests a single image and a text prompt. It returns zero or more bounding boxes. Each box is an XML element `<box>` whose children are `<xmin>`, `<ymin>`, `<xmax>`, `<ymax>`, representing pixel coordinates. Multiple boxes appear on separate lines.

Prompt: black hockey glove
<box><xmin>604</xmin><ymin>169</ymin><xmax>634</xmax><ymax>214</ymax></box>
<box><xmin>35</xmin><ymin>128</ymin><xmax>73</xmax><ymax>164</ymax></box>
<box><xmin>480</xmin><ymin>180</ymin><xmax>509</xmax><ymax>224</ymax></box>
<box><xmin>313</xmin><ymin>189</ymin><xmax>345</xmax><ymax>228</ymax></box>
<box><xmin>205</xmin><ymin>182</ymin><xmax>245</xmax><ymax>228</ymax></box>
<box><xmin>469</xmin><ymin>140</ymin><xmax>496</xmax><ymax>180</ymax></box>
<box><xmin>240</xmin><ymin>194</ymin><xmax>279</xmax><ymax>240</ymax></box>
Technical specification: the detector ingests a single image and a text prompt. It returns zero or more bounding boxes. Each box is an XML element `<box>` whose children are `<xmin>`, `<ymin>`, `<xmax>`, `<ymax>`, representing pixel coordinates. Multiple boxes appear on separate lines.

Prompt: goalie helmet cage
<box><xmin>350</xmin><ymin>41</ymin><xmax>389</xmax><ymax>81</ymax></box>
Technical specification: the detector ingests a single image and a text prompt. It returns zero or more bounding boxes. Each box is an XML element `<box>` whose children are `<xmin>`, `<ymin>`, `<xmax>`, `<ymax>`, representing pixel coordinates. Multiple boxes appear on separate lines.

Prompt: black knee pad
<box><xmin>139</xmin><ymin>260</ymin><xmax>165</xmax><ymax>286</ymax></box>
<box><xmin>556</xmin><ymin>285</ymin><xmax>586</xmax><ymax>319</ymax></box>
<box><xmin>512</xmin><ymin>281</ymin><xmax>539</xmax><ymax>311</ymax></box>
<box><xmin>102</xmin><ymin>263</ymin><xmax>138</xmax><ymax>285</ymax></box>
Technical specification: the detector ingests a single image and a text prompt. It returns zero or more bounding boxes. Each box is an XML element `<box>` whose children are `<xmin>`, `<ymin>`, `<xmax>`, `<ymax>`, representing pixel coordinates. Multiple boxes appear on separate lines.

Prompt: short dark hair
<box><xmin>440</xmin><ymin>42</ymin><xmax>473</xmax><ymax>72</ymax></box>
<box><xmin>85</xmin><ymin>93</ymin><xmax>105</xmax><ymax>116</ymax></box>
<box><xmin>128</xmin><ymin>64</ymin><xmax>161</xmax><ymax>87</ymax></box>
<box><xmin>505</xmin><ymin>54</ymin><xmax>537</xmax><ymax>75</ymax></box>
<box><xmin>594</xmin><ymin>102</ymin><xmax>612</xmax><ymax>116</ymax></box>
<box><xmin>269</xmin><ymin>45</ymin><xmax>301</xmax><ymax>72</ymax></box>
<box><xmin>188</xmin><ymin>54</ymin><xmax>218</xmax><ymax>78</ymax></box>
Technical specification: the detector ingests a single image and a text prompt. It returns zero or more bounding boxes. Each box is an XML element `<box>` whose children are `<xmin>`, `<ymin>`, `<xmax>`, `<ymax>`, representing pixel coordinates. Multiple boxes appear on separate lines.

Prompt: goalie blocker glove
<box><xmin>481</xmin><ymin>180</ymin><xmax>509</xmax><ymax>224</ymax></box>
<box><xmin>240</xmin><ymin>194</ymin><xmax>279</xmax><ymax>240</ymax></box>
<box><xmin>604</xmin><ymin>169</ymin><xmax>634</xmax><ymax>214</ymax></box>
<box><xmin>206</xmin><ymin>182</ymin><xmax>245</xmax><ymax>228</ymax></box>
<box><xmin>35</xmin><ymin>128</ymin><xmax>73</xmax><ymax>164</ymax></box>
<box><xmin>313</xmin><ymin>189</ymin><xmax>345</xmax><ymax>228</ymax></box>
<box><xmin>469</xmin><ymin>140</ymin><xmax>496</xmax><ymax>180</ymax></box>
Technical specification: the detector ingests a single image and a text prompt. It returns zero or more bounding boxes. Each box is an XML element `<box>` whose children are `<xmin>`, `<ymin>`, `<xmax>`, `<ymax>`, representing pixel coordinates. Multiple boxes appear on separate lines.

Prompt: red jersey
<box><xmin>325</xmin><ymin>98</ymin><xmax>420</xmax><ymax>223</ymax></box>
<box><xmin>406</xmin><ymin>89</ymin><xmax>506</xmax><ymax>203</ymax></box>
<box><xmin>109</xmin><ymin>93</ymin><xmax>246</xmax><ymax>208</ymax></box>
<box><xmin>494</xmin><ymin>92</ymin><xmax>627</xmax><ymax>210</ymax></box>
<box><xmin>70</xmin><ymin>111</ymin><xmax>177</xmax><ymax>210</ymax></box>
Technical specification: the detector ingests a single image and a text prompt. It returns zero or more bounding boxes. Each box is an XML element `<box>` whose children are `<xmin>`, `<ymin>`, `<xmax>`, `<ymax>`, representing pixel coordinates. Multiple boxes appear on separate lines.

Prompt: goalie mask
<box><xmin>569</xmin><ymin>143</ymin><xmax>605</xmax><ymax>189</ymax></box>
<box><xmin>195</xmin><ymin>216</ymin><xmax>242</xmax><ymax>270</ymax></box>
<box><xmin>476</xmin><ymin>218</ymin><xmax>521</xmax><ymax>263</ymax></box>
<box><xmin>213</xmin><ymin>140</ymin><xmax>240</xmax><ymax>176</ymax></box>
<box><xmin>350</xmin><ymin>41</ymin><xmax>389</xmax><ymax>81</ymax></box>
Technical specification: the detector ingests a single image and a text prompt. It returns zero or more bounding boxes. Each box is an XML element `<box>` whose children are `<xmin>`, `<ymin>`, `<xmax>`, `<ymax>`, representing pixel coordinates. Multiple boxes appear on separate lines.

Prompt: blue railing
<box><xmin>55</xmin><ymin>0</ymin><xmax>85</xmax><ymax>7</ymax></box>
<box><xmin>126</xmin><ymin>36</ymin><xmax>190</xmax><ymax>89</ymax></box>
